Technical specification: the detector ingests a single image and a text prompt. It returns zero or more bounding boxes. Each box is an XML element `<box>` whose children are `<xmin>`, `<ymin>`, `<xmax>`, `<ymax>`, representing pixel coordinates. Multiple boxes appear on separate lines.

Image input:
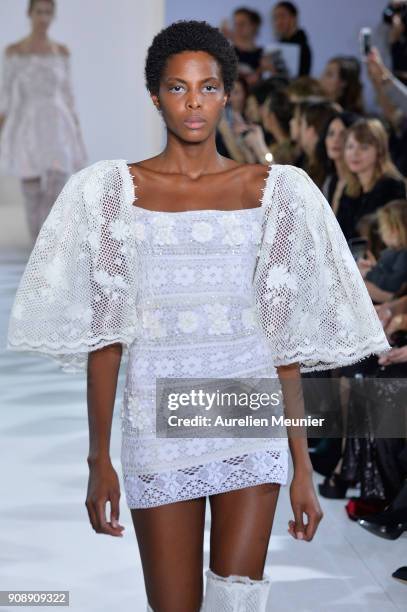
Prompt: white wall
<box><xmin>0</xmin><ymin>0</ymin><xmax>164</xmax><ymax>247</ymax></box>
<box><xmin>166</xmin><ymin>0</ymin><xmax>389</xmax><ymax>110</ymax></box>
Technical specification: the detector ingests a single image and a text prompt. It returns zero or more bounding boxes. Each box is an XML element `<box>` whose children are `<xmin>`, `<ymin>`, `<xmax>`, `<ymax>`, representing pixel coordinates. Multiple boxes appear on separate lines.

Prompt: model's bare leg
<box><xmin>21</xmin><ymin>178</ymin><xmax>42</xmax><ymax>244</ymax></box>
<box><xmin>131</xmin><ymin>496</ymin><xmax>206</xmax><ymax>612</ymax></box>
<box><xmin>202</xmin><ymin>483</ymin><xmax>281</xmax><ymax>611</ymax></box>
<box><xmin>209</xmin><ymin>483</ymin><xmax>280</xmax><ymax>577</ymax></box>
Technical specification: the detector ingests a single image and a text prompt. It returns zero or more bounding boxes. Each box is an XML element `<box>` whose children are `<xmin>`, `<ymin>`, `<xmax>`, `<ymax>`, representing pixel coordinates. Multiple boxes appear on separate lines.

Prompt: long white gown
<box><xmin>6</xmin><ymin>160</ymin><xmax>391</xmax><ymax>508</ymax></box>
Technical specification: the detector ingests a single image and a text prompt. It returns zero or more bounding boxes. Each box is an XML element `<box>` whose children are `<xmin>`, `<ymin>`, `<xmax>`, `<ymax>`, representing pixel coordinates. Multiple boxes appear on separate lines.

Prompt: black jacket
<box><xmin>280</xmin><ymin>29</ymin><xmax>312</xmax><ymax>76</ymax></box>
<box><xmin>336</xmin><ymin>176</ymin><xmax>406</xmax><ymax>241</ymax></box>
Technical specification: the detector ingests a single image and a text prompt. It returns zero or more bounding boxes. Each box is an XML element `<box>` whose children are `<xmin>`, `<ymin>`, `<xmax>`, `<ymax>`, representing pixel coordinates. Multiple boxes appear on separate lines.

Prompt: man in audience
<box><xmin>272</xmin><ymin>1</ymin><xmax>312</xmax><ymax>76</ymax></box>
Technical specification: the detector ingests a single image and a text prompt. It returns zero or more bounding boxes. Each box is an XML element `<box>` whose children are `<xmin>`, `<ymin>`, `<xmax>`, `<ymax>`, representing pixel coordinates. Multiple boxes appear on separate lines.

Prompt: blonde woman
<box><xmin>336</xmin><ymin>118</ymin><xmax>406</xmax><ymax>241</ymax></box>
<box><xmin>357</xmin><ymin>199</ymin><xmax>407</xmax><ymax>303</ymax></box>
<box><xmin>0</xmin><ymin>0</ymin><xmax>86</xmax><ymax>244</ymax></box>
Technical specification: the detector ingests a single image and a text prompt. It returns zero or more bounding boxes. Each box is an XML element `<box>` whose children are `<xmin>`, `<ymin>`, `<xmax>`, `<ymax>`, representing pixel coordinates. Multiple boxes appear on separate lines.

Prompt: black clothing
<box><xmin>336</xmin><ymin>176</ymin><xmax>406</xmax><ymax>241</ymax></box>
<box><xmin>391</xmin><ymin>36</ymin><xmax>407</xmax><ymax>84</ymax></box>
<box><xmin>234</xmin><ymin>46</ymin><xmax>263</xmax><ymax>72</ymax></box>
<box><xmin>279</xmin><ymin>29</ymin><xmax>312</xmax><ymax>76</ymax></box>
<box><xmin>365</xmin><ymin>248</ymin><xmax>407</xmax><ymax>293</ymax></box>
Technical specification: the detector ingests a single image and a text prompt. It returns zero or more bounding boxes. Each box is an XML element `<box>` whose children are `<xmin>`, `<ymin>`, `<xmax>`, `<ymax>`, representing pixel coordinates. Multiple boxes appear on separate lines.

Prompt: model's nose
<box><xmin>186</xmin><ymin>92</ymin><xmax>202</xmax><ymax>110</ymax></box>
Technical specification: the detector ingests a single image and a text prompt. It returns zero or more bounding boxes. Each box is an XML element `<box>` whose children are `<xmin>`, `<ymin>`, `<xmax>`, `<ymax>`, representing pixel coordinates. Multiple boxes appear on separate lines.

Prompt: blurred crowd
<box><xmin>218</xmin><ymin>1</ymin><xmax>407</xmax><ymax>583</ymax></box>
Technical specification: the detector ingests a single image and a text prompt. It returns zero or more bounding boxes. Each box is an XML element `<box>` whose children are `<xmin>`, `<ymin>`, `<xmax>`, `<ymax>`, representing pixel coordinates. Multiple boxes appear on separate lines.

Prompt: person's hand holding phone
<box><xmin>366</xmin><ymin>46</ymin><xmax>391</xmax><ymax>87</ymax></box>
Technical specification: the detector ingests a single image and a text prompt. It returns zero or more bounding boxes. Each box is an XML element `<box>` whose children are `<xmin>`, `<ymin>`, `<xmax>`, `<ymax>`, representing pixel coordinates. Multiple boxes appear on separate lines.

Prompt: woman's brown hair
<box><xmin>344</xmin><ymin>118</ymin><xmax>404</xmax><ymax>197</ymax></box>
<box><xmin>328</xmin><ymin>56</ymin><xmax>364</xmax><ymax>114</ymax></box>
<box><xmin>28</xmin><ymin>0</ymin><xmax>55</xmax><ymax>12</ymax></box>
<box><xmin>377</xmin><ymin>199</ymin><xmax>407</xmax><ymax>248</ymax></box>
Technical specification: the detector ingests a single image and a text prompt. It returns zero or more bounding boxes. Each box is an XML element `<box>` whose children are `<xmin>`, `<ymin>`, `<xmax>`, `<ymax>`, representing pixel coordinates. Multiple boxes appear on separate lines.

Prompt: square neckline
<box><xmin>122</xmin><ymin>160</ymin><xmax>273</xmax><ymax>215</ymax></box>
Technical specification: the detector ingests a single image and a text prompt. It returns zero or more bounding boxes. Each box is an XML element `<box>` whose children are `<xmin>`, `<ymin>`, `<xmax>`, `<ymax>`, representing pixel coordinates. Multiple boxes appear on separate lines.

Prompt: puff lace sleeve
<box><xmin>254</xmin><ymin>164</ymin><xmax>392</xmax><ymax>373</ymax></box>
<box><xmin>6</xmin><ymin>160</ymin><xmax>141</xmax><ymax>372</ymax></box>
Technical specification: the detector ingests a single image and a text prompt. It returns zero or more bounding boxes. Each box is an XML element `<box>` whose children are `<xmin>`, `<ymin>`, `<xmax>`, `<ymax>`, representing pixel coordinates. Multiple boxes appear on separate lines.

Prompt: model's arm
<box><xmin>85</xmin><ymin>343</ymin><xmax>125</xmax><ymax>538</ymax></box>
<box><xmin>276</xmin><ymin>362</ymin><xmax>323</xmax><ymax>542</ymax></box>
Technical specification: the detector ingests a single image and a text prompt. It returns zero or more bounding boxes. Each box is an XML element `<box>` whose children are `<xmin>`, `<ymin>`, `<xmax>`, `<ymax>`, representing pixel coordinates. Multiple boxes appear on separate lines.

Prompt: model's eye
<box><xmin>203</xmin><ymin>85</ymin><xmax>218</xmax><ymax>92</ymax></box>
<box><xmin>169</xmin><ymin>85</ymin><xmax>185</xmax><ymax>93</ymax></box>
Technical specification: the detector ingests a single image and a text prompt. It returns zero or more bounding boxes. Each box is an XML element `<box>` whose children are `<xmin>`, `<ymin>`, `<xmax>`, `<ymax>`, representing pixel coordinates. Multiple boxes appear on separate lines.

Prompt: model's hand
<box><xmin>85</xmin><ymin>457</ymin><xmax>125</xmax><ymax>537</ymax></box>
<box><xmin>288</xmin><ymin>471</ymin><xmax>323</xmax><ymax>541</ymax></box>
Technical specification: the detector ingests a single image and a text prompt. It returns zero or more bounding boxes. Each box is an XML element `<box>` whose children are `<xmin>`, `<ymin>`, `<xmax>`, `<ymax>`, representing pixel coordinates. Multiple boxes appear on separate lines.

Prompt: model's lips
<box><xmin>184</xmin><ymin>117</ymin><xmax>207</xmax><ymax>129</ymax></box>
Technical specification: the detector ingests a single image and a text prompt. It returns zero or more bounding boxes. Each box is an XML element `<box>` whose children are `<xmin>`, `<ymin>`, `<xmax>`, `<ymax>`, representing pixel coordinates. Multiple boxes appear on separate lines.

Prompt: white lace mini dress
<box><xmin>0</xmin><ymin>51</ymin><xmax>86</xmax><ymax>183</ymax></box>
<box><xmin>6</xmin><ymin>160</ymin><xmax>392</xmax><ymax>509</ymax></box>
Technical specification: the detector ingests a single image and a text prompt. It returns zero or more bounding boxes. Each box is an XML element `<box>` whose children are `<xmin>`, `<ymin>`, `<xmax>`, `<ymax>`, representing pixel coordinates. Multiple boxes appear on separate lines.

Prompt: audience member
<box><xmin>315</xmin><ymin>111</ymin><xmax>360</xmax><ymax>211</ymax></box>
<box><xmin>358</xmin><ymin>199</ymin><xmax>407</xmax><ymax>303</ymax></box>
<box><xmin>286</xmin><ymin>75</ymin><xmax>325</xmax><ymax>103</ymax></box>
<box><xmin>221</xmin><ymin>7</ymin><xmax>263</xmax><ymax>86</ymax></box>
<box><xmin>216</xmin><ymin>76</ymin><xmax>251</xmax><ymax>162</ymax></box>
<box><xmin>271</xmin><ymin>1</ymin><xmax>312</xmax><ymax>76</ymax></box>
<box><xmin>298</xmin><ymin>100</ymin><xmax>338</xmax><ymax>185</ymax></box>
<box><xmin>367</xmin><ymin>46</ymin><xmax>407</xmax><ymax>175</ymax></box>
<box><xmin>336</xmin><ymin>118</ymin><xmax>406</xmax><ymax>241</ymax></box>
<box><xmin>320</xmin><ymin>56</ymin><xmax>364</xmax><ymax>114</ymax></box>
<box><xmin>260</xmin><ymin>87</ymin><xmax>296</xmax><ymax>164</ymax></box>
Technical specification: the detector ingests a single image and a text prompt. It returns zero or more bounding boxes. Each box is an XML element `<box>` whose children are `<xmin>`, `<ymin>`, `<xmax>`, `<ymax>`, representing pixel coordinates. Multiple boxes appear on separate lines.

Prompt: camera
<box><xmin>383</xmin><ymin>1</ymin><xmax>407</xmax><ymax>28</ymax></box>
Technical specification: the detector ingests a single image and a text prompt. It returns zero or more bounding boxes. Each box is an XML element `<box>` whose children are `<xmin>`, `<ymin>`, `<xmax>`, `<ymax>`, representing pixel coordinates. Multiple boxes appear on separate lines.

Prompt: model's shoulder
<box><xmin>55</xmin><ymin>43</ymin><xmax>70</xmax><ymax>57</ymax></box>
<box><xmin>5</xmin><ymin>41</ymin><xmax>25</xmax><ymax>56</ymax></box>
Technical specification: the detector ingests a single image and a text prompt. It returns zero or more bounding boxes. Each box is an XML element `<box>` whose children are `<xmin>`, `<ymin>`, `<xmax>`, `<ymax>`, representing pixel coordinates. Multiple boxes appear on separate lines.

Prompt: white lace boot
<box><xmin>201</xmin><ymin>568</ymin><xmax>271</xmax><ymax>611</ymax></box>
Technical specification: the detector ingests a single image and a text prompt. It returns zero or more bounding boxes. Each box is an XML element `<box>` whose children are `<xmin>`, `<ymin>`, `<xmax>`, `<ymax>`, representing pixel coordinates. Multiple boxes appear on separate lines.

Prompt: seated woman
<box><xmin>358</xmin><ymin>199</ymin><xmax>407</xmax><ymax>303</ymax></box>
<box><xmin>216</xmin><ymin>76</ymin><xmax>251</xmax><ymax>162</ymax></box>
<box><xmin>297</xmin><ymin>99</ymin><xmax>339</xmax><ymax>186</ymax></box>
<box><xmin>320</xmin><ymin>55</ymin><xmax>365</xmax><ymax>115</ymax></box>
<box><xmin>336</xmin><ymin>118</ymin><xmax>406</xmax><ymax>241</ymax></box>
<box><xmin>314</xmin><ymin>111</ymin><xmax>359</xmax><ymax>211</ymax></box>
<box><xmin>260</xmin><ymin>86</ymin><xmax>297</xmax><ymax>164</ymax></box>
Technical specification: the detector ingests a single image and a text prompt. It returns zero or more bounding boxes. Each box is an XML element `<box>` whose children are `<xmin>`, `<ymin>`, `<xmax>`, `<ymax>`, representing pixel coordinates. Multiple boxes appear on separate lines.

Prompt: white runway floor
<box><xmin>0</xmin><ymin>248</ymin><xmax>406</xmax><ymax>612</ymax></box>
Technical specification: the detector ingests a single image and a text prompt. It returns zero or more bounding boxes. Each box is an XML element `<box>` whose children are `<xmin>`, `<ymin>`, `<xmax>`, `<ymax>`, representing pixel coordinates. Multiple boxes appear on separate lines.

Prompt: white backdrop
<box><xmin>0</xmin><ymin>0</ymin><xmax>164</xmax><ymax>247</ymax></box>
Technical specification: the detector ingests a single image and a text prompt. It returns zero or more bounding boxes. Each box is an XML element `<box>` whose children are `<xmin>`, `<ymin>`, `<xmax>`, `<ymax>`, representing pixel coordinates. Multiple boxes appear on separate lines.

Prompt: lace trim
<box><xmin>122</xmin><ymin>448</ymin><xmax>288</xmax><ymax>509</ymax></box>
<box><xmin>272</xmin><ymin>336</ymin><xmax>392</xmax><ymax>373</ymax></box>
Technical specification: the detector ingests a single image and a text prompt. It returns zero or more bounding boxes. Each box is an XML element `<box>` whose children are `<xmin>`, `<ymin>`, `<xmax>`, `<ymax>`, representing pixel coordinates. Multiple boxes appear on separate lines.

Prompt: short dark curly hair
<box><xmin>145</xmin><ymin>20</ymin><xmax>239</xmax><ymax>96</ymax></box>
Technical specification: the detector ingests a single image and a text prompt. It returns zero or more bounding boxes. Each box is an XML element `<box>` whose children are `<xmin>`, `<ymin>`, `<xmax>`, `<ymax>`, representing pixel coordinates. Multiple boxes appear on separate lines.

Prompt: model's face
<box><xmin>29</xmin><ymin>1</ymin><xmax>54</xmax><ymax>32</ymax></box>
<box><xmin>153</xmin><ymin>51</ymin><xmax>228</xmax><ymax>143</ymax></box>
<box><xmin>233</xmin><ymin>13</ymin><xmax>257</xmax><ymax>40</ymax></box>
<box><xmin>320</xmin><ymin>62</ymin><xmax>342</xmax><ymax>100</ymax></box>
<box><xmin>344</xmin><ymin>133</ymin><xmax>378</xmax><ymax>175</ymax></box>
<box><xmin>325</xmin><ymin>118</ymin><xmax>346</xmax><ymax>161</ymax></box>
<box><xmin>229</xmin><ymin>80</ymin><xmax>246</xmax><ymax>113</ymax></box>
<box><xmin>272</xmin><ymin>7</ymin><xmax>295</xmax><ymax>37</ymax></box>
